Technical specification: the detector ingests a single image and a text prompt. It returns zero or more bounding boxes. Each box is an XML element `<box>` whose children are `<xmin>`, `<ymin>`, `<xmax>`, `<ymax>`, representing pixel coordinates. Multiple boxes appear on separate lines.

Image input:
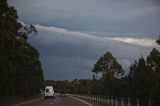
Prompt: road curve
<box><xmin>13</xmin><ymin>95</ymin><xmax>97</xmax><ymax>106</ymax></box>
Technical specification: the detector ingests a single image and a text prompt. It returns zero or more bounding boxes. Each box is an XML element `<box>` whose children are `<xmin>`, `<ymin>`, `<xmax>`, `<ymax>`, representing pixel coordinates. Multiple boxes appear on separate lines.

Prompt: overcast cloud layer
<box><xmin>8</xmin><ymin>0</ymin><xmax>160</xmax><ymax>80</ymax></box>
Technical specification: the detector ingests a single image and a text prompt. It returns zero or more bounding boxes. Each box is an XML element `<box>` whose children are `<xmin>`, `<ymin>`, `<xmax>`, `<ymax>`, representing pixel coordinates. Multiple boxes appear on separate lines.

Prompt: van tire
<box><xmin>44</xmin><ymin>96</ymin><xmax>47</xmax><ymax>99</ymax></box>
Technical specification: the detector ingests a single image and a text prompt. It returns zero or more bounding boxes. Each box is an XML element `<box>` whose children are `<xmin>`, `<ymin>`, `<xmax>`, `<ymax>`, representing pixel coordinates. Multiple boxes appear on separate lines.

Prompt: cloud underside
<box><xmin>28</xmin><ymin>24</ymin><xmax>158</xmax><ymax>80</ymax></box>
<box><xmin>35</xmin><ymin>24</ymin><xmax>156</xmax><ymax>47</ymax></box>
<box><xmin>9</xmin><ymin>0</ymin><xmax>160</xmax><ymax>35</ymax></box>
<box><xmin>7</xmin><ymin>0</ymin><xmax>160</xmax><ymax>80</ymax></box>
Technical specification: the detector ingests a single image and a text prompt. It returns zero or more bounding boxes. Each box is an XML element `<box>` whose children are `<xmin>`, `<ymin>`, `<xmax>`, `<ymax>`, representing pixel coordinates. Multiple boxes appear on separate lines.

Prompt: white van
<box><xmin>45</xmin><ymin>86</ymin><xmax>54</xmax><ymax>99</ymax></box>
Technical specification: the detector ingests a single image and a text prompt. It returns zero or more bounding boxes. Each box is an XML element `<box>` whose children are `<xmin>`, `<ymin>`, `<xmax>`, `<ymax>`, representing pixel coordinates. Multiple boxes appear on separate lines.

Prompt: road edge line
<box><xmin>12</xmin><ymin>98</ymin><xmax>43</xmax><ymax>106</ymax></box>
<box><xmin>70</xmin><ymin>96</ymin><xmax>93</xmax><ymax>106</ymax></box>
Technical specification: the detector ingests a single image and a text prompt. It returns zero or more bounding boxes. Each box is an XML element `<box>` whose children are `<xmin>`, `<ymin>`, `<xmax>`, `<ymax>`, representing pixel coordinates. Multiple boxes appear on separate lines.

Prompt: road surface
<box><xmin>13</xmin><ymin>94</ymin><xmax>103</xmax><ymax>106</ymax></box>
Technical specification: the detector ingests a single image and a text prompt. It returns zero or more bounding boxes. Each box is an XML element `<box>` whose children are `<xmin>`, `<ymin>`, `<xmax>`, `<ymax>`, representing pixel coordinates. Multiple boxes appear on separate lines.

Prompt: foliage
<box><xmin>92</xmin><ymin>51</ymin><xmax>124</xmax><ymax>80</ymax></box>
<box><xmin>92</xmin><ymin>51</ymin><xmax>124</xmax><ymax>95</ymax></box>
<box><xmin>50</xmin><ymin>48</ymin><xmax>160</xmax><ymax>105</ymax></box>
<box><xmin>0</xmin><ymin>0</ymin><xmax>43</xmax><ymax>96</ymax></box>
<box><xmin>156</xmin><ymin>35</ymin><xmax>160</xmax><ymax>45</ymax></box>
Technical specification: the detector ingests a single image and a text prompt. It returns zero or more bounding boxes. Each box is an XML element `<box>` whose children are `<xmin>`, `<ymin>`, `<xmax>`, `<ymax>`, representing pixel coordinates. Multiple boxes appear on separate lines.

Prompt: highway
<box><xmin>13</xmin><ymin>94</ymin><xmax>103</xmax><ymax>106</ymax></box>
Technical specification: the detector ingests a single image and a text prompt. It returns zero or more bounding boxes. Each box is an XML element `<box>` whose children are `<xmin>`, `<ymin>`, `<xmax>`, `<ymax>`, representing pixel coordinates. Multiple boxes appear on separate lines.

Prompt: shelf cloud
<box><xmin>9</xmin><ymin>0</ymin><xmax>160</xmax><ymax>80</ymax></box>
<box><xmin>108</xmin><ymin>37</ymin><xmax>156</xmax><ymax>47</ymax></box>
<box><xmin>35</xmin><ymin>24</ymin><xmax>157</xmax><ymax>47</ymax></box>
<box><xmin>27</xmin><ymin>24</ymin><xmax>159</xmax><ymax>80</ymax></box>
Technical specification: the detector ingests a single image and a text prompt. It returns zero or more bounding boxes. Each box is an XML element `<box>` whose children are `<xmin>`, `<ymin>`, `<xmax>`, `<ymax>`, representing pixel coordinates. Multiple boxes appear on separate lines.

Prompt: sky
<box><xmin>8</xmin><ymin>0</ymin><xmax>160</xmax><ymax>80</ymax></box>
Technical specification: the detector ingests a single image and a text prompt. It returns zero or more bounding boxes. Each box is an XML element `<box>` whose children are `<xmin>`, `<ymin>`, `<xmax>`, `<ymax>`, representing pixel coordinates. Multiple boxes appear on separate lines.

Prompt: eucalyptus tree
<box><xmin>0</xmin><ymin>0</ymin><xmax>43</xmax><ymax>96</ymax></box>
<box><xmin>92</xmin><ymin>51</ymin><xmax>124</xmax><ymax>95</ymax></box>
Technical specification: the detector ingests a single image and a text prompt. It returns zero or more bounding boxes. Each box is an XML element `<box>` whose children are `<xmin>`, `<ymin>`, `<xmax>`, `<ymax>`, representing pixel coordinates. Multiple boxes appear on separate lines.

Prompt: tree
<box><xmin>18</xmin><ymin>24</ymin><xmax>37</xmax><ymax>43</ymax></box>
<box><xmin>92</xmin><ymin>51</ymin><xmax>124</xmax><ymax>95</ymax></box>
<box><xmin>146</xmin><ymin>48</ymin><xmax>160</xmax><ymax>101</ymax></box>
<box><xmin>0</xmin><ymin>0</ymin><xmax>44</xmax><ymax>97</ymax></box>
<box><xmin>128</xmin><ymin>57</ymin><xmax>151</xmax><ymax>97</ymax></box>
<box><xmin>128</xmin><ymin>49</ymin><xmax>160</xmax><ymax>100</ymax></box>
<box><xmin>156</xmin><ymin>35</ymin><xmax>160</xmax><ymax>45</ymax></box>
<box><xmin>146</xmin><ymin>48</ymin><xmax>160</xmax><ymax>72</ymax></box>
<box><xmin>92</xmin><ymin>51</ymin><xmax>124</xmax><ymax>80</ymax></box>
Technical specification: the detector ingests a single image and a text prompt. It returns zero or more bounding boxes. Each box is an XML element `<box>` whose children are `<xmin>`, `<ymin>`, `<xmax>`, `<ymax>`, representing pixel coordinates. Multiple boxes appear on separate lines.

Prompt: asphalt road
<box><xmin>13</xmin><ymin>94</ymin><xmax>103</xmax><ymax>106</ymax></box>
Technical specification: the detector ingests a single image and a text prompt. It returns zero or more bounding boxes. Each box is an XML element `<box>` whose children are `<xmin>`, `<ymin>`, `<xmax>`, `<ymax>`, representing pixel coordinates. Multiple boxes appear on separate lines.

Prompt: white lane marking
<box><xmin>12</xmin><ymin>98</ymin><xmax>43</xmax><ymax>106</ymax></box>
<box><xmin>70</xmin><ymin>96</ymin><xmax>93</xmax><ymax>106</ymax></box>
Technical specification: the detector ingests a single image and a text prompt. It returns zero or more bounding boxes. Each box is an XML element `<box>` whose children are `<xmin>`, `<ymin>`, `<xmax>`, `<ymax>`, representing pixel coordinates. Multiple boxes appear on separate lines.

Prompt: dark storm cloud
<box><xmin>8</xmin><ymin>0</ymin><xmax>160</xmax><ymax>80</ymax></box>
<box><xmin>40</xmin><ymin>56</ymin><xmax>93</xmax><ymax>80</ymax></box>
<box><xmin>28</xmin><ymin>24</ymin><xmax>159</xmax><ymax>80</ymax></box>
<box><xmin>9</xmin><ymin>0</ymin><xmax>160</xmax><ymax>35</ymax></box>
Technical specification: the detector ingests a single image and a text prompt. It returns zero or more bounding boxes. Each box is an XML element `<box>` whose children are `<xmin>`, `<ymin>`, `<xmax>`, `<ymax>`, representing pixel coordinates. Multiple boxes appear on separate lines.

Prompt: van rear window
<box><xmin>46</xmin><ymin>88</ymin><xmax>49</xmax><ymax>92</ymax></box>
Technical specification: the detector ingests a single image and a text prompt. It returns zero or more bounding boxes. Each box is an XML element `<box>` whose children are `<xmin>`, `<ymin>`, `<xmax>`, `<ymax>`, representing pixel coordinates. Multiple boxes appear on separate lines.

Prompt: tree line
<box><xmin>0</xmin><ymin>0</ymin><xmax>44</xmax><ymax>97</ymax></box>
<box><xmin>45</xmin><ymin>48</ymin><xmax>160</xmax><ymax>105</ymax></box>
